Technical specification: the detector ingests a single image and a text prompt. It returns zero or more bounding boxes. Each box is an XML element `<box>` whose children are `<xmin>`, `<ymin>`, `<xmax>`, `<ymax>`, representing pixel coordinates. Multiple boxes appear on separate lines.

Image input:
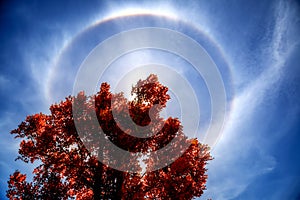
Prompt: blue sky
<box><xmin>1</xmin><ymin>0</ymin><xmax>300</xmax><ymax>199</ymax></box>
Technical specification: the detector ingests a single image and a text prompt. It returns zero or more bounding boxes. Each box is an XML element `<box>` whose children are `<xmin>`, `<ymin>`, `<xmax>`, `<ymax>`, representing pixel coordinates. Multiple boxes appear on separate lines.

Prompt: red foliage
<box><xmin>7</xmin><ymin>74</ymin><xmax>212</xmax><ymax>200</ymax></box>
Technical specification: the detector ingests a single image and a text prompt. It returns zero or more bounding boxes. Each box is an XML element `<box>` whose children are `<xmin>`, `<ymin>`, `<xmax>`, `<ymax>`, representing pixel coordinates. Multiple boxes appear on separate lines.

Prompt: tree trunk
<box><xmin>93</xmin><ymin>164</ymin><xmax>103</xmax><ymax>200</ymax></box>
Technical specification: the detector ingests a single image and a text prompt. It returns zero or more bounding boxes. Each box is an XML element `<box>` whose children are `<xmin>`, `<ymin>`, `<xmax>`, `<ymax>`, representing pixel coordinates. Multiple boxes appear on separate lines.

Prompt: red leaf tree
<box><xmin>7</xmin><ymin>74</ymin><xmax>212</xmax><ymax>200</ymax></box>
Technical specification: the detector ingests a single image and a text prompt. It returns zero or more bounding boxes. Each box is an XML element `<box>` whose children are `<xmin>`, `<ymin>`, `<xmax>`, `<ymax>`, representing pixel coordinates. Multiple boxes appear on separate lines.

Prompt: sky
<box><xmin>1</xmin><ymin>0</ymin><xmax>300</xmax><ymax>199</ymax></box>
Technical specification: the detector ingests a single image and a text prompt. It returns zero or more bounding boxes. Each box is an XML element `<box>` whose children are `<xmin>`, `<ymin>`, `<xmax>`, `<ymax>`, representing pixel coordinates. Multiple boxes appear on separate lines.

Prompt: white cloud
<box><xmin>200</xmin><ymin>0</ymin><xmax>300</xmax><ymax>199</ymax></box>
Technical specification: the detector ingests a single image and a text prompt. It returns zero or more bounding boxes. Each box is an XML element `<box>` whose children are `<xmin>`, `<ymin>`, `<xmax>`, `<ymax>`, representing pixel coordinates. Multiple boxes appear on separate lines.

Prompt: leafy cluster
<box><xmin>7</xmin><ymin>74</ymin><xmax>212</xmax><ymax>200</ymax></box>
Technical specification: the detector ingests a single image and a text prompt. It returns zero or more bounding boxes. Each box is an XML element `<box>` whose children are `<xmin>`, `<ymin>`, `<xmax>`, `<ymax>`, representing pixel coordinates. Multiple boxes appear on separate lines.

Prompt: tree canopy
<box><xmin>7</xmin><ymin>74</ymin><xmax>212</xmax><ymax>200</ymax></box>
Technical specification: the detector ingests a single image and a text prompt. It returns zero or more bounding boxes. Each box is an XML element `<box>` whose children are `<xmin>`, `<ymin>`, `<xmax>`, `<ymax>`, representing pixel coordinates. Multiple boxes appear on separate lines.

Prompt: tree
<box><xmin>7</xmin><ymin>74</ymin><xmax>212</xmax><ymax>200</ymax></box>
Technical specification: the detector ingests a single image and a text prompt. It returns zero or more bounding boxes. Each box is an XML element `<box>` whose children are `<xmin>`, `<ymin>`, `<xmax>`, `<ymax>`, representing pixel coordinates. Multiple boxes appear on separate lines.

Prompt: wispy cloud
<box><xmin>201</xmin><ymin>0</ymin><xmax>300</xmax><ymax>199</ymax></box>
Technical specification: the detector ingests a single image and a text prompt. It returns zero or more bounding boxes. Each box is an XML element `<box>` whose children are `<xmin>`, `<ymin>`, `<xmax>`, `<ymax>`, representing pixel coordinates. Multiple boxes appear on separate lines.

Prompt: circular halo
<box><xmin>72</xmin><ymin>27</ymin><xmax>226</xmax><ymax>172</ymax></box>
